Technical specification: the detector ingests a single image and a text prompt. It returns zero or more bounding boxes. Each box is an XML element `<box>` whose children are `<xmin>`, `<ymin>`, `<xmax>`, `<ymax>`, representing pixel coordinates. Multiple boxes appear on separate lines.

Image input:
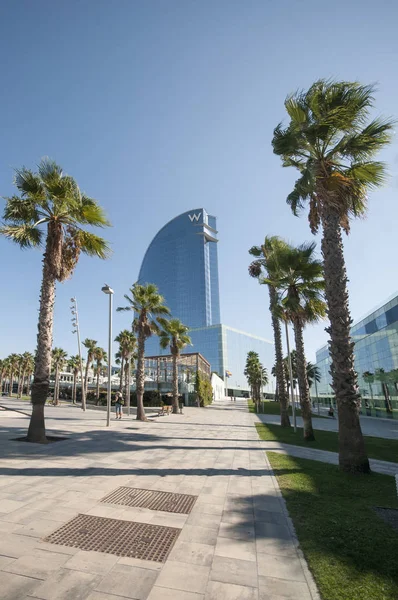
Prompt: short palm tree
<box><xmin>7</xmin><ymin>354</ymin><xmax>20</xmax><ymax>397</ymax></box>
<box><xmin>117</xmin><ymin>283</ymin><xmax>170</xmax><ymax>420</ymax></box>
<box><xmin>271</xmin><ymin>81</ymin><xmax>394</xmax><ymax>471</ymax></box>
<box><xmin>19</xmin><ymin>352</ymin><xmax>34</xmax><ymax>397</ymax></box>
<box><xmin>307</xmin><ymin>362</ymin><xmax>321</xmax><ymax>390</ymax></box>
<box><xmin>115</xmin><ymin>330</ymin><xmax>137</xmax><ymax>414</ymax></box>
<box><xmin>1</xmin><ymin>158</ymin><xmax>110</xmax><ymax>442</ymax></box>
<box><xmin>244</xmin><ymin>351</ymin><xmax>268</xmax><ymax>410</ymax></box>
<box><xmin>270</xmin><ymin>242</ymin><xmax>326</xmax><ymax>441</ymax></box>
<box><xmin>67</xmin><ymin>355</ymin><xmax>80</xmax><ymax>404</ymax></box>
<box><xmin>158</xmin><ymin>319</ymin><xmax>191</xmax><ymax>414</ymax></box>
<box><xmin>52</xmin><ymin>348</ymin><xmax>68</xmax><ymax>405</ymax></box>
<box><xmin>249</xmin><ymin>237</ymin><xmax>291</xmax><ymax>427</ymax></box>
<box><xmin>83</xmin><ymin>339</ymin><xmax>98</xmax><ymax>400</ymax></box>
<box><xmin>93</xmin><ymin>347</ymin><xmax>107</xmax><ymax>401</ymax></box>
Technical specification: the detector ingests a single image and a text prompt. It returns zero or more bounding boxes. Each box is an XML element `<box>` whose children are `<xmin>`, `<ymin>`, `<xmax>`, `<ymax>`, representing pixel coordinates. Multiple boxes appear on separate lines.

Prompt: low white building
<box><xmin>211</xmin><ymin>372</ymin><xmax>225</xmax><ymax>402</ymax></box>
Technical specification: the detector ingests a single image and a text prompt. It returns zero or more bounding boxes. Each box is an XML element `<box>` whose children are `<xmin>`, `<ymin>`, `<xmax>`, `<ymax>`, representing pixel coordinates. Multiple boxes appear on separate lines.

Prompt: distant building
<box><xmin>138</xmin><ymin>209</ymin><xmax>273</xmax><ymax>394</ymax></box>
<box><xmin>315</xmin><ymin>293</ymin><xmax>398</xmax><ymax>418</ymax></box>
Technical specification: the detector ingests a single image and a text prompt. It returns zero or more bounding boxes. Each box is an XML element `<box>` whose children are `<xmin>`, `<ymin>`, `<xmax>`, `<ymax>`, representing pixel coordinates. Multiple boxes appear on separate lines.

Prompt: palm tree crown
<box><xmin>118</xmin><ymin>283</ymin><xmax>171</xmax><ymax>339</ymax></box>
<box><xmin>158</xmin><ymin>319</ymin><xmax>191</xmax><ymax>357</ymax></box>
<box><xmin>1</xmin><ymin>158</ymin><xmax>110</xmax><ymax>273</ymax></box>
<box><xmin>272</xmin><ymin>80</ymin><xmax>394</xmax><ymax>234</ymax></box>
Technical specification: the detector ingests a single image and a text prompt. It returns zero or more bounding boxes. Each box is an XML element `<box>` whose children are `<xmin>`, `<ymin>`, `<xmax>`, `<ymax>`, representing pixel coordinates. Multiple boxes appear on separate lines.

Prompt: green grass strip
<box><xmin>267</xmin><ymin>452</ymin><xmax>398</xmax><ymax>600</ymax></box>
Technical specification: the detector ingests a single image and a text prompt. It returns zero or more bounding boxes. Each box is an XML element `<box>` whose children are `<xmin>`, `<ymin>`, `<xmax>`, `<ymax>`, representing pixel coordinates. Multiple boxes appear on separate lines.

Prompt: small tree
<box><xmin>159</xmin><ymin>319</ymin><xmax>191</xmax><ymax>414</ymax></box>
<box><xmin>52</xmin><ymin>348</ymin><xmax>68</xmax><ymax>405</ymax></box>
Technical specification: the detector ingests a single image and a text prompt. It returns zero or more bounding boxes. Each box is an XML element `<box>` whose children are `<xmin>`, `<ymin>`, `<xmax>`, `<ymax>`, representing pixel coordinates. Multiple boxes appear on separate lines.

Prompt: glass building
<box><xmin>139</xmin><ymin>209</ymin><xmax>220</xmax><ymax>328</ymax></box>
<box><xmin>139</xmin><ymin>209</ymin><xmax>274</xmax><ymax>394</ymax></box>
<box><xmin>315</xmin><ymin>293</ymin><xmax>398</xmax><ymax>418</ymax></box>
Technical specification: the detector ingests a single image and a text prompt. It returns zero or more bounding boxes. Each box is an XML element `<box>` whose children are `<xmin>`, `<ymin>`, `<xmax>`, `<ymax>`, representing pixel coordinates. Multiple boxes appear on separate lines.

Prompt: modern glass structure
<box><xmin>315</xmin><ymin>293</ymin><xmax>398</xmax><ymax>418</ymax></box>
<box><xmin>139</xmin><ymin>209</ymin><xmax>220</xmax><ymax>328</ymax></box>
<box><xmin>139</xmin><ymin>209</ymin><xmax>274</xmax><ymax>393</ymax></box>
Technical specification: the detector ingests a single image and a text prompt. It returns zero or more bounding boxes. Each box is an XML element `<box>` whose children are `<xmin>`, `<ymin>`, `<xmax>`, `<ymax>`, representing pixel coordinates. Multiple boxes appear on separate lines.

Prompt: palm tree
<box><xmin>159</xmin><ymin>319</ymin><xmax>191</xmax><ymax>414</ymax></box>
<box><xmin>93</xmin><ymin>347</ymin><xmax>107</xmax><ymax>401</ymax></box>
<box><xmin>83</xmin><ymin>339</ymin><xmax>98</xmax><ymax>399</ymax></box>
<box><xmin>244</xmin><ymin>351</ymin><xmax>268</xmax><ymax>410</ymax></box>
<box><xmin>0</xmin><ymin>359</ymin><xmax>8</xmax><ymax>394</ymax></box>
<box><xmin>1</xmin><ymin>158</ymin><xmax>110</xmax><ymax>442</ymax></box>
<box><xmin>271</xmin><ymin>81</ymin><xmax>394</xmax><ymax>471</ymax></box>
<box><xmin>249</xmin><ymin>237</ymin><xmax>291</xmax><ymax>427</ymax></box>
<box><xmin>307</xmin><ymin>362</ymin><xmax>321</xmax><ymax>389</ymax></box>
<box><xmin>7</xmin><ymin>354</ymin><xmax>20</xmax><ymax>397</ymax></box>
<box><xmin>67</xmin><ymin>355</ymin><xmax>80</xmax><ymax>404</ymax></box>
<box><xmin>52</xmin><ymin>348</ymin><xmax>68</xmax><ymax>405</ymax></box>
<box><xmin>115</xmin><ymin>330</ymin><xmax>137</xmax><ymax>414</ymax></box>
<box><xmin>18</xmin><ymin>352</ymin><xmax>35</xmax><ymax>397</ymax></box>
<box><xmin>117</xmin><ymin>283</ymin><xmax>170</xmax><ymax>420</ymax></box>
<box><xmin>270</xmin><ymin>242</ymin><xmax>326</xmax><ymax>441</ymax></box>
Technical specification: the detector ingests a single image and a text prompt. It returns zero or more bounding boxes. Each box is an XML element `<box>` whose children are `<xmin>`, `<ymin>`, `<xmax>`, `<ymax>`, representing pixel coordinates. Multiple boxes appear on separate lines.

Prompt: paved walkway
<box><xmin>0</xmin><ymin>398</ymin><xmax>319</xmax><ymax>600</ymax></box>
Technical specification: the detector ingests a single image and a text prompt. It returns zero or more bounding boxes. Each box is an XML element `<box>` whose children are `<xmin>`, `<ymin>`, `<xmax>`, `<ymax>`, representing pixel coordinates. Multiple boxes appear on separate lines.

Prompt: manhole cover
<box><xmin>101</xmin><ymin>487</ymin><xmax>197</xmax><ymax>514</ymax></box>
<box><xmin>44</xmin><ymin>514</ymin><xmax>180</xmax><ymax>562</ymax></box>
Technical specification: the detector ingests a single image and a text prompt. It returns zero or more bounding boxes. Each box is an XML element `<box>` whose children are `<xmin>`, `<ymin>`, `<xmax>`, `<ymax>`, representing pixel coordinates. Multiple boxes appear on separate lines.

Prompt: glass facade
<box><xmin>144</xmin><ymin>325</ymin><xmax>274</xmax><ymax>392</ymax></box>
<box><xmin>315</xmin><ymin>294</ymin><xmax>398</xmax><ymax>418</ymax></box>
<box><xmin>138</xmin><ymin>209</ymin><xmax>220</xmax><ymax>328</ymax></box>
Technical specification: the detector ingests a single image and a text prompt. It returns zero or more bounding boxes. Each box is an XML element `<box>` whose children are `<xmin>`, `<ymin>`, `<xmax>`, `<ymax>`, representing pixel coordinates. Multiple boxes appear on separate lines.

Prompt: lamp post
<box><xmin>101</xmin><ymin>284</ymin><xmax>114</xmax><ymax>427</ymax></box>
<box><xmin>70</xmin><ymin>298</ymin><xmax>86</xmax><ymax>411</ymax></box>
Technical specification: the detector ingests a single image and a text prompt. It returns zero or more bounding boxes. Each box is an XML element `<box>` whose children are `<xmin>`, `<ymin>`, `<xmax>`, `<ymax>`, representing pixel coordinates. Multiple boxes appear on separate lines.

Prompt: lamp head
<box><xmin>101</xmin><ymin>284</ymin><xmax>114</xmax><ymax>295</ymax></box>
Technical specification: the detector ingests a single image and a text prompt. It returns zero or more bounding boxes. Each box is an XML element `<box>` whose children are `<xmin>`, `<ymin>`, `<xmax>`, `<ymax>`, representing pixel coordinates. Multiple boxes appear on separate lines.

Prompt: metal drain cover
<box><xmin>101</xmin><ymin>487</ymin><xmax>197</xmax><ymax>514</ymax></box>
<box><xmin>44</xmin><ymin>514</ymin><xmax>180</xmax><ymax>562</ymax></box>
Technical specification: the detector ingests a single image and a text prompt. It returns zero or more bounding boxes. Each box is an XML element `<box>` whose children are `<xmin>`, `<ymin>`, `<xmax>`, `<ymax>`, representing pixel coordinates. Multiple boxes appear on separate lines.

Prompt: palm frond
<box><xmin>78</xmin><ymin>196</ymin><xmax>111</xmax><ymax>227</ymax></box>
<box><xmin>0</xmin><ymin>225</ymin><xmax>43</xmax><ymax>248</ymax></box>
<box><xmin>14</xmin><ymin>168</ymin><xmax>46</xmax><ymax>201</ymax></box>
<box><xmin>73</xmin><ymin>231</ymin><xmax>111</xmax><ymax>259</ymax></box>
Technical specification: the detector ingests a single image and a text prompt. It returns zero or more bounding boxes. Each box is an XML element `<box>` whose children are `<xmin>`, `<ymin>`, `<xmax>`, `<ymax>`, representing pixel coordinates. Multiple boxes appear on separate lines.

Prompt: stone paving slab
<box><xmin>0</xmin><ymin>398</ymin><xmax>319</xmax><ymax>600</ymax></box>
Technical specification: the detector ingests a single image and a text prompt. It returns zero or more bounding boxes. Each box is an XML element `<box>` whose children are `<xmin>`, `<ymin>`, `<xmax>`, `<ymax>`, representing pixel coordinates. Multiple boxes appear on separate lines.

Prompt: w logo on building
<box><xmin>188</xmin><ymin>212</ymin><xmax>202</xmax><ymax>222</ymax></box>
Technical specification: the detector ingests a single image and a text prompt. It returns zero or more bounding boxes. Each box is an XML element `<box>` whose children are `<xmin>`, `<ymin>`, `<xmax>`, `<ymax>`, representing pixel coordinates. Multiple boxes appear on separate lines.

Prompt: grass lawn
<box><xmin>248</xmin><ymin>399</ymin><xmax>328</xmax><ymax>419</ymax></box>
<box><xmin>255</xmin><ymin>422</ymin><xmax>398</xmax><ymax>464</ymax></box>
<box><xmin>267</xmin><ymin>452</ymin><xmax>398</xmax><ymax>600</ymax></box>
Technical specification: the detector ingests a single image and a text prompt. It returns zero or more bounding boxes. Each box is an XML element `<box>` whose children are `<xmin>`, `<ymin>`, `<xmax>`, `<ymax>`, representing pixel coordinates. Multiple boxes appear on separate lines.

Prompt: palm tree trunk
<box><xmin>292</xmin><ymin>318</ymin><xmax>315</xmax><ymax>441</ymax></box>
<box><xmin>172</xmin><ymin>352</ymin><xmax>179</xmax><ymax>414</ymax></box>
<box><xmin>124</xmin><ymin>359</ymin><xmax>130</xmax><ymax>415</ymax></box>
<box><xmin>136</xmin><ymin>329</ymin><xmax>147</xmax><ymax>421</ymax></box>
<box><xmin>54</xmin><ymin>366</ymin><xmax>60</xmax><ymax>405</ymax></box>
<box><xmin>9</xmin><ymin>370</ymin><xmax>14</xmax><ymax>397</ymax></box>
<box><xmin>84</xmin><ymin>359</ymin><xmax>90</xmax><ymax>399</ymax></box>
<box><xmin>96</xmin><ymin>368</ymin><xmax>100</xmax><ymax>400</ymax></box>
<box><xmin>119</xmin><ymin>357</ymin><xmax>125</xmax><ymax>392</ymax></box>
<box><xmin>28</xmin><ymin>246</ymin><xmax>56</xmax><ymax>443</ymax></box>
<box><xmin>269</xmin><ymin>286</ymin><xmax>290</xmax><ymax>427</ymax></box>
<box><xmin>321</xmin><ymin>205</ymin><xmax>369</xmax><ymax>473</ymax></box>
<box><xmin>17</xmin><ymin>368</ymin><xmax>23</xmax><ymax>398</ymax></box>
<box><xmin>73</xmin><ymin>374</ymin><xmax>77</xmax><ymax>404</ymax></box>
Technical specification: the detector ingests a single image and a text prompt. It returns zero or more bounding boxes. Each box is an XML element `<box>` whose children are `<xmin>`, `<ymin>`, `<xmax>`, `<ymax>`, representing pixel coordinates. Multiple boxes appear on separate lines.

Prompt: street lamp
<box><xmin>101</xmin><ymin>284</ymin><xmax>114</xmax><ymax>427</ymax></box>
<box><xmin>70</xmin><ymin>297</ymin><xmax>86</xmax><ymax>411</ymax></box>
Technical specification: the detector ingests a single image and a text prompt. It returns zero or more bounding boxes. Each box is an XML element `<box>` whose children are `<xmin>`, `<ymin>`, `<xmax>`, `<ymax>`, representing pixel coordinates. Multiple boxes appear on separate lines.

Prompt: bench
<box><xmin>157</xmin><ymin>405</ymin><xmax>171</xmax><ymax>416</ymax></box>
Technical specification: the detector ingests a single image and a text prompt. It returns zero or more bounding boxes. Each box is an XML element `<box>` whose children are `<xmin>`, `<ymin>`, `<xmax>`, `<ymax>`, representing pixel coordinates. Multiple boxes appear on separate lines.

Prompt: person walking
<box><xmin>115</xmin><ymin>391</ymin><xmax>123</xmax><ymax>420</ymax></box>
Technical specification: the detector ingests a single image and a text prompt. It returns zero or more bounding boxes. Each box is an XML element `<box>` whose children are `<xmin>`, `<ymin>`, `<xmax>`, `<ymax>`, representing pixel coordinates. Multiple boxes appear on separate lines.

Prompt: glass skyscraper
<box><xmin>138</xmin><ymin>209</ymin><xmax>273</xmax><ymax>392</ymax></box>
<box><xmin>315</xmin><ymin>293</ymin><xmax>398</xmax><ymax>418</ymax></box>
<box><xmin>139</xmin><ymin>209</ymin><xmax>220</xmax><ymax>328</ymax></box>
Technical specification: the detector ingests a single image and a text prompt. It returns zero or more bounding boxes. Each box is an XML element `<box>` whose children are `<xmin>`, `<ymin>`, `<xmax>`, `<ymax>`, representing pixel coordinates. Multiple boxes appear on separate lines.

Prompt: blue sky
<box><xmin>1</xmin><ymin>0</ymin><xmax>397</xmax><ymax>365</ymax></box>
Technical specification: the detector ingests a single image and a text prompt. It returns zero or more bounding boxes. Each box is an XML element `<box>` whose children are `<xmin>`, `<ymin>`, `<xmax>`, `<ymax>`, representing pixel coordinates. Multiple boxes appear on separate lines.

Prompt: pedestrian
<box><xmin>233</xmin><ymin>396</ymin><xmax>236</xmax><ymax>402</ymax></box>
<box><xmin>115</xmin><ymin>391</ymin><xmax>123</xmax><ymax>420</ymax></box>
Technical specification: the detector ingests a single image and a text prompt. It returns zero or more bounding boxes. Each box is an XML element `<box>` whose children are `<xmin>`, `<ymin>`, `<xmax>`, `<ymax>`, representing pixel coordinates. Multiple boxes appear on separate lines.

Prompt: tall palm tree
<box><xmin>52</xmin><ymin>348</ymin><xmax>68</xmax><ymax>405</ymax></box>
<box><xmin>82</xmin><ymin>339</ymin><xmax>98</xmax><ymax>399</ymax></box>
<box><xmin>158</xmin><ymin>319</ymin><xmax>191</xmax><ymax>414</ymax></box>
<box><xmin>249</xmin><ymin>237</ymin><xmax>291</xmax><ymax>427</ymax></box>
<box><xmin>270</xmin><ymin>242</ymin><xmax>326</xmax><ymax>441</ymax></box>
<box><xmin>271</xmin><ymin>81</ymin><xmax>394</xmax><ymax>471</ymax></box>
<box><xmin>114</xmin><ymin>330</ymin><xmax>129</xmax><ymax>392</ymax></box>
<box><xmin>24</xmin><ymin>353</ymin><xmax>35</xmax><ymax>396</ymax></box>
<box><xmin>117</xmin><ymin>283</ymin><xmax>170</xmax><ymax>420</ymax></box>
<box><xmin>93</xmin><ymin>347</ymin><xmax>107</xmax><ymax>401</ymax></box>
<box><xmin>7</xmin><ymin>354</ymin><xmax>20</xmax><ymax>397</ymax></box>
<box><xmin>67</xmin><ymin>355</ymin><xmax>80</xmax><ymax>404</ymax></box>
<box><xmin>1</xmin><ymin>158</ymin><xmax>110</xmax><ymax>442</ymax></box>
